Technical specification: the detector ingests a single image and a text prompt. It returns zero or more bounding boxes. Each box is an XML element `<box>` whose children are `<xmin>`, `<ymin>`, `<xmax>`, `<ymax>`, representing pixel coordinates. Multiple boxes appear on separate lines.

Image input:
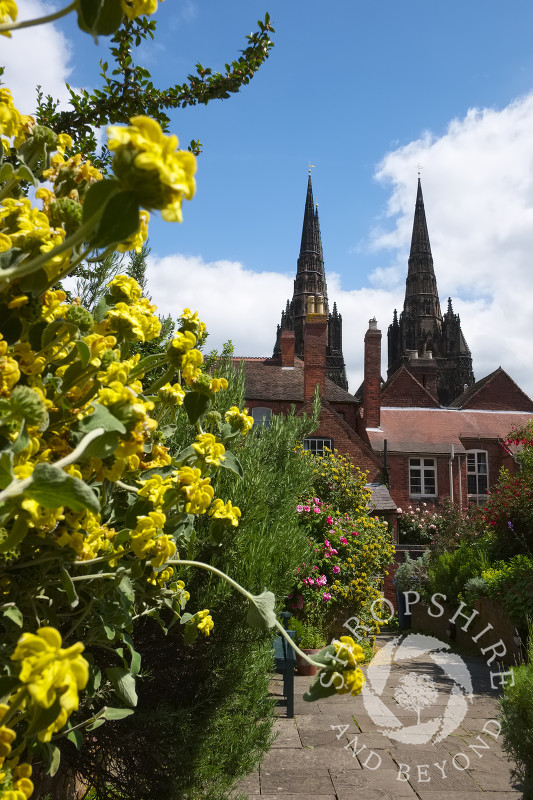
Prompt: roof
<box><xmin>237</xmin><ymin>357</ymin><xmax>358</xmax><ymax>404</ymax></box>
<box><xmin>449</xmin><ymin>367</ymin><xmax>533</xmax><ymax>411</ymax></box>
<box><xmin>367</xmin><ymin>407</ymin><xmax>533</xmax><ymax>455</ymax></box>
<box><xmin>366</xmin><ymin>483</ymin><xmax>397</xmax><ymax>512</ymax></box>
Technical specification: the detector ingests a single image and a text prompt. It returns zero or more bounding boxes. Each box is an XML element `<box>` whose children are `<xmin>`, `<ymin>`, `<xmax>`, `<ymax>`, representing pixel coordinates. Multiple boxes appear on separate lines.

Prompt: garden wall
<box><xmin>410</xmin><ymin>597</ymin><xmax>522</xmax><ymax>666</ymax></box>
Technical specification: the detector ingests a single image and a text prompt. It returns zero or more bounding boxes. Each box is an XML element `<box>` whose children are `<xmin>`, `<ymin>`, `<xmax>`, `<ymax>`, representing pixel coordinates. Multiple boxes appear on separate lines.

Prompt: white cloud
<box><xmin>371</xmin><ymin>92</ymin><xmax>533</xmax><ymax>400</ymax></box>
<box><xmin>2</xmin><ymin>1</ymin><xmax>73</xmax><ymax>111</ymax></box>
<box><xmin>142</xmin><ymin>92</ymin><xmax>533</xmax><ymax>404</ymax></box>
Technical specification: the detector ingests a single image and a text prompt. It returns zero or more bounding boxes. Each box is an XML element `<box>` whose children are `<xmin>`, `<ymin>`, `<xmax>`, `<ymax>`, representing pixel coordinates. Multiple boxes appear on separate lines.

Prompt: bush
<box><xmin>482</xmin><ymin>469</ymin><xmax>533</xmax><ymax>560</ymax></box>
<box><xmin>479</xmin><ymin>554</ymin><xmax>533</xmax><ymax>626</ymax></box>
<box><xmin>499</xmin><ymin>629</ymin><xmax>533</xmax><ymax>798</ymax></box>
<box><xmin>393</xmin><ymin>550</ymin><xmax>431</xmax><ymax>594</ymax></box>
<box><xmin>398</xmin><ymin>500</ymin><xmax>486</xmax><ymax>551</ymax></box>
<box><xmin>427</xmin><ymin>543</ymin><xmax>490</xmax><ymax>604</ymax></box>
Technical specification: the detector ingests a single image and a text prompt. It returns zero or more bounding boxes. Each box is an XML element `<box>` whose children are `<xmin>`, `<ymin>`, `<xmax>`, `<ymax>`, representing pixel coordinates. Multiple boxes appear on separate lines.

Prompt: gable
<box><xmin>380</xmin><ymin>367</ymin><xmax>440</xmax><ymax>409</ymax></box>
<box><xmin>456</xmin><ymin>368</ymin><xmax>533</xmax><ymax>412</ymax></box>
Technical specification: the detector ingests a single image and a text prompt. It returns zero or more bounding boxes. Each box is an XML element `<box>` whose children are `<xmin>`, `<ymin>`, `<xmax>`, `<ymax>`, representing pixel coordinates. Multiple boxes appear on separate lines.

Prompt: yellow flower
<box><xmin>333</xmin><ymin>636</ymin><xmax>365</xmax><ymax>668</ymax></box>
<box><xmin>193</xmin><ymin>609</ymin><xmax>214</xmax><ymax>636</ymax></box>
<box><xmin>208</xmin><ymin>377</ymin><xmax>228</xmax><ymax>394</ymax></box>
<box><xmin>121</xmin><ymin>0</ymin><xmax>159</xmax><ymax>19</ymax></box>
<box><xmin>192</xmin><ymin>433</ymin><xmax>225</xmax><ymax>466</ymax></box>
<box><xmin>208</xmin><ymin>499</ymin><xmax>241</xmax><ymax>527</ymax></box>
<box><xmin>179</xmin><ymin>308</ymin><xmax>207</xmax><ymax>340</ymax></box>
<box><xmin>0</xmin><ymin>353</ymin><xmax>20</xmax><ymax>396</ymax></box>
<box><xmin>131</xmin><ymin>511</ymin><xmax>166</xmax><ymax>558</ymax></box>
<box><xmin>174</xmin><ymin>467</ymin><xmax>213</xmax><ymax>514</ymax></box>
<box><xmin>11</xmin><ymin>627</ymin><xmax>89</xmax><ymax>715</ymax></box>
<box><xmin>0</xmin><ymin>1</ymin><xmax>17</xmax><ymax>35</ymax></box>
<box><xmin>107</xmin><ymin>274</ymin><xmax>142</xmax><ymax>303</ymax></box>
<box><xmin>224</xmin><ymin>406</ymin><xmax>254</xmax><ymax>434</ymax></box>
<box><xmin>116</xmin><ymin>209</ymin><xmax>150</xmax><ymax>253</ymax></box>
<box><xmin>169</xmin><ymin>330</ymin><xmax>196</xmax><ymax>354</ymax></box>
<box><xmin>108</xmin><ymin>116</ymin><xmax>196</xmax><ymax>222</ymax></box>
<box><xmin>150</xmin><ymin>534</ymin><xmax>176</xmax><ymax>568</ymax></box>
<box><xmin>137</xmin><ymin>474</ymin><xmax>172</xmax><ymax>507</ymax></box>
<box><xmin>157</xmin><ymin>382</ymin><xmax>185</xmax><ymax>406</ymax></box>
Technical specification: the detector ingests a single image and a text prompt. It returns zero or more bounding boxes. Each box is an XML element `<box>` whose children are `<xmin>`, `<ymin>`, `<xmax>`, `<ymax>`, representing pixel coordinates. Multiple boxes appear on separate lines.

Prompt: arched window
<box><xmin>467</xmin><ymin>450</ymin><xmax>489</xmax><ymax>506</ymax></box>
<box><xmin>251</xmin><ymin>407</ymin><xmax>272</xmax><ymax>428</ymax></box>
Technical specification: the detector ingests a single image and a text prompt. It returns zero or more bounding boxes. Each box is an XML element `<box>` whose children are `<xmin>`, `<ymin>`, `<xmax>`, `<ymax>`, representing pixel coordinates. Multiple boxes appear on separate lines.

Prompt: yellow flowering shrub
<box><xmin>0</xmin><ymin>85</ymin><xmax>258</xmax><ymax>796</ymax></box>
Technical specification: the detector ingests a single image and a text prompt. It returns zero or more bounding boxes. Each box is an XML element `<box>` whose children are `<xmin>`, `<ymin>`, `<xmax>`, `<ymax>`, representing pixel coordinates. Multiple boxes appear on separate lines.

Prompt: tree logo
<box><xmin>362</xmin><ymin>633</ymin><xmax>473</xmax><ymax>744</ymax></box>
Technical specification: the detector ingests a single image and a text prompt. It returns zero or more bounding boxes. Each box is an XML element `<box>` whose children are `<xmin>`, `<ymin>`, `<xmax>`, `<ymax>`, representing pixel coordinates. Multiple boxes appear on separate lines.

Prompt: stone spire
<box><xmin>387</xmin><ymin>178</ymin><xmax>475</xmax><ymax>405</ymax></box>
<box><xmin>273</xmin><ymin>174</ymin><xmax>347</xmax><ymax>390</ymax></box>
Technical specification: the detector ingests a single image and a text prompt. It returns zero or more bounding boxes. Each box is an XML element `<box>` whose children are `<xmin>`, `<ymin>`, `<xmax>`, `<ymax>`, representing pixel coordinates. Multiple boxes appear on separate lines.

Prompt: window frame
<box><xmin>251</xmin><ymin>407</ymin><xmax>272</xmax><ymax>428</ymax></box>
<box><xmin>466</xmin><ymin>449</ymin><xmax>489</xmax><ymax>506</ymax></box>
<box><xmin>409</xmin><ymin>456</ymin><xmax>437</xmax><ymax>498</ymax></box>
<box><xmin>303</xmin><ymin>437</ymin><xmax>334</xmax><ymax>457</ymax></box>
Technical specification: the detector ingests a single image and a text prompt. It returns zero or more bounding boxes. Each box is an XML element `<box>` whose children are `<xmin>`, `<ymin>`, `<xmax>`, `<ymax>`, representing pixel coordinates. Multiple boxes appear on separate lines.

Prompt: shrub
<box><xmin>398</xmin><ymin>500</ymin><xmax>486</xmax><ymax>551</ymax></box>
<box><xmin>482</xmin><ymin>469</ymin><xmax>533</xmax><ymax>560</ymax></box>
<box><xmin>499</xmin><ymin>629</ymin><xmax>533</xmax><ymax>798</ymax></box>
<box><xmin>427</xmin><ymin>543</ymin><xmax>490</xmax><ymax>604</ymax></box>
<box><xmin>480</xmin><ymin>554</ymin><xmax>533</xmax><ymax>626</ymax></box>
<box><xmin>393</xmin><ymin>550</ymin><xmax>431</xmax><ymax>594</ymax></box>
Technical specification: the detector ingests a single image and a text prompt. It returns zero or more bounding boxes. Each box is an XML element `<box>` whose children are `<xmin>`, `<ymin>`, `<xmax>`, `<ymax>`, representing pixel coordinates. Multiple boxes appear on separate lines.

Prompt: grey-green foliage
<box><xmin>428</xmin><ymin>543</ymin><xmax>490</xmax><ymax>603</ymax></box>
<box><xmin>463</xmin><ymin>575</ymin><xmax>489</xmax><ymax>605</ymax></box>
<box><xmin>81</xmin><ymin>360</ymin><xmax>320</xmax><ymax>800</ymax></box>
<box><xmin>394</xmin><ymin>550</ymin><xmax>431</xmax><ymax>593</ymax></box>
<box><xmin>500</xmin><ymin>628</ymin><xmax>533</xmax><ymax>798</ymax></box>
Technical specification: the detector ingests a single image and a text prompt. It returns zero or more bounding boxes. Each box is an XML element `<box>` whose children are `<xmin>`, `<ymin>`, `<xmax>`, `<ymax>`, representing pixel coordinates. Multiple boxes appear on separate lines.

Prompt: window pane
<box><xmin>477</xmin><ymin>453</ymin><xmax>487</xmax><ymax>474</ymax></box>
<box><xmin>467</xmin><ymin>475</ymin><xmax>477</xmax><ymax>494</ymax></box>
<box><xmin>411</xmin><ymin>458</ymin><xmax>421</xmax><ymax>467</ymax></box>
<box><xmin>410</xmin><ymin>477</ymin><xmax>421</xmax><ymax>493</ymax></box>
<box><xmin>423</xmin><ymin>473</ymin><xmax>436</xmax><ymax>494</ymax></box>
<box><xmin>423</xmin><ymin>459</ymin><xmax>434</xmax><ymax>467</ymax></box>
<box><xmin>478</xmin><ymin>476</ymin><xmax>488</xmax><ymax>494</ymax></box>
<box><xmin>467</xmin><ymin>454</ymin><xmax>475</xmax><ymax>471</ymax></box>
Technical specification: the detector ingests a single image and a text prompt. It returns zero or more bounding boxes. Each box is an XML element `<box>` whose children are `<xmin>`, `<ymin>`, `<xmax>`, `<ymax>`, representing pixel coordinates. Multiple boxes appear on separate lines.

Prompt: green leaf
<box><xmin>102</xmin><ymin>706</ymin><xmax>135</xmax><ymax>720</ymax></box>
<box><xmin>173</xmin><ymin>444</ymin><xmax>196</xmax><ymax>465</ymax></box>
<box><xmin>106</xmin><ymin>667</ymin><xmax>137</xmax><ymax>708</ymax></box>
<box><xmin>93</xmin><ymin>293</ymin><xmax>113</xmax><ymax>323</ymax></box>
<box><xmin>60</xmin><ymin>566</ymin><xmax>79</xmax><ymax>609</ymax></box>
<box><xmin>78</xmin><ymin>403</ymin><xmax>126</xmax><ymax>435</ymax></box>
<box><xmin>42</xmin><ymin>318</ymin><xmax>78</xmax><ymax>348</ymax></box>
<box><xmin>11</xmin><ymin>420</ymin><xmax>30</xmax><ymax>454</ymax></box>
<box><xmin>183</xmin><ymin>391</ymin><xmax>211</xmax><ymax>425</ymax></box>
<box><xmin>90</xmin><ymin>190</ymin><xmax>140</xmax><ymax>249</ymax></box>
<box><xmin>0</xmin><ymin>311</ymin><xmax>23</xmax><ymax>345</ymax></box>
<box><xmin>82</xmin><ymin>178</ymin><xmax>121</xmax><ymax>226</ymax></box>
<box><xmin>0</xmin><ymin>451</ymin><xmax>14</xmax><ymax>489</ymax></box>
<box><xmin>28</xmin><ymin>463</ymin><xmax>100</xmax><ymax>514</ymax></box>
<box><xmin>3</xmin><ymin>605</ymin><xmax>23</xmax><ymax>626</ymax></box>
<box><xmin>76</xmin><ymin>340</ymin><xmax>91</xmax><ymax>368</ymax></box>
<box><xmin>0</xmin><ymin>162</ymin><xmax>14</xmax><ymax>181</ymax></box>
<box><xmin>302</xmin><ymin>671</ymin><xmax>339</xmax><ymax>702</ymax></box>
<box><xmin>66</xmin><ymin>729</ymin><xmax>84</xmax><ymax>749</ymax></box>
<box><xmin>0</xmin><ymin>676</ymin><xmax>19</xmax><ymax>704</ymax></box>
<box><xmin>15</xmin><ymin>164</ymin><xmax>37</xmax><ymax>186</ymax></box>
<box><xmin>246</xmin><ymin>590</ymin><xmax>277</xmax><ymax>630</ymax></box>
<box><xmin>122</xmin><ymin>633</ymin><xmax>141</xmax><ymax>677</ymax></box>
<box><xmin>117</xmin><ymin>575</ymin><xmax>134</xmax><ymax>603</ymax></box>
<box><xmin>86</xmin><ymin>718</ymin><xmax>106</xmax><ymax>731</ymax></box>
<box><xmin>180</xmin><ymin>612</ymin><xmax>194</xmax><ymax>625</ymax></box>
<box><xmin>48</xmin><ymin>744</ymin><xmax>61</xmax><ymax>777</ymax></box>
<box><xmin>218</xmin><ymin>450</ymin><xmax>243</xmax><ymax>478</ymax></box>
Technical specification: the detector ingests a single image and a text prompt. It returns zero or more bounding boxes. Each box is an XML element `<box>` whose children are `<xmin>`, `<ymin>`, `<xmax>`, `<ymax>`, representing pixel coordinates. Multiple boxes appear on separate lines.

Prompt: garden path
<box><xmin>234</xmin><ymin>634</ymin><xmax>522</xmax><ymax>800</ymax></box>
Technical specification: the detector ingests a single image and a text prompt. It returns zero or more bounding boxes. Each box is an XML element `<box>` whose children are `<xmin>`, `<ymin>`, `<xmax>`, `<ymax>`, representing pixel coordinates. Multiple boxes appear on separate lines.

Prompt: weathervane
<box><xmin>416</xmin><ymin>163</ymin><xmax>424</xmax><ymax>177</ymax></box>
<box><xmin>308</xmin><ymin>162</ymin><xmax>316</xmax><ymax>175</ymax></box>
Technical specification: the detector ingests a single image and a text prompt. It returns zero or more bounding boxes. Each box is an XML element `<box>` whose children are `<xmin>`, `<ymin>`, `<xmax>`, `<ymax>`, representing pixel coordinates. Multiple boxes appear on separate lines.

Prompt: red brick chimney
<box><xmin>364</xmin><ymin>318</ymin><xmax>381</xmax><ymax>428</ymax></box>
<box><xmin>304</xmin><ymin>295</ymin><xmax>327</xmax><ymax>400</ymax></box>
<box><xmin>280</xmin><ymin>328</ymin><xmax>295</xmax><ymax>367</ymax></box>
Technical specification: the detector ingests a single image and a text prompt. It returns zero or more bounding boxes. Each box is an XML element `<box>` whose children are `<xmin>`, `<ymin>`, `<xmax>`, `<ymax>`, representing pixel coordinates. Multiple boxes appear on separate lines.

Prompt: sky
<box><xmin>4</xmin><ymin>1</ymin><xmax>533</xmax><ymax>399</ymax></box>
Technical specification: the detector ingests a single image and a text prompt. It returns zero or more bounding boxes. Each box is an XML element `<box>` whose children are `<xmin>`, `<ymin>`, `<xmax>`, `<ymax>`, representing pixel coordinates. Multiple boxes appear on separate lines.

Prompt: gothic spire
<box><xmin>407</xmin><ymin>177</ymin><xmax>434</xmax><ymax>276</ymax></box>
<box><xmin>299</xmin><ymin>173</ymin><xmax>319</xmax><ymax>265</ymax></box>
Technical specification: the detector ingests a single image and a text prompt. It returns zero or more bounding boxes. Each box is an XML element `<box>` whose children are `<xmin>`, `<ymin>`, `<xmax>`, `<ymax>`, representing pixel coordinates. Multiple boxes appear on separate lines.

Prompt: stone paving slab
<box><xmin>238</xmin><ymin>634</ymin><xmax>518</xmax><ymax>798</ymax></box>
<box><xmin>260</xmin><ymin>769</ymin><xmax>334</xmax><ymax>794</ymax></box>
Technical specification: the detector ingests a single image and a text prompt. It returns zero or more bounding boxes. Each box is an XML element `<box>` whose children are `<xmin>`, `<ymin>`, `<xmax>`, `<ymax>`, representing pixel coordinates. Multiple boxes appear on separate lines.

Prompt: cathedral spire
<box><xmin>408</xmin><ymin>177</ymin><xmax>434</xmax><ymax>276</ymax></box>
<box><xmin>298</xmin><ymin>173</ymin><xmax>320</xmax><ymax>267</ymax></box>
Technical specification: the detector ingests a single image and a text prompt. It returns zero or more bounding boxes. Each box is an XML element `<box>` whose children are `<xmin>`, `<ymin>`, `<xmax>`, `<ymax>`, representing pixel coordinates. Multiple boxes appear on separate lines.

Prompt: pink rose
<box><xmin>303</xmin><ymin>505</ymin><xmax>310</xmax><ymax>512</ymax></box>
<box><xmin>340</xmin><ymin>537</ymin><xmax>348</xmax><ymax>545</ymax></box>
<box><xmin>333</xmin><ymin>565</ymin><xmax>340</xmax><ymax>574</ymax></box>
<box><xmin>326</xmin><ymin>516</ymin><xmax>333</xmax><ymax>525</ymax></box>
<box><xmin>313</xmin><ymin>506</ymin><xmax>321</xmax><ymax>514</ymax></box>
<box><xmin>296</xmin><ymin>505</ymin><xmax>303</xmax><ymax>513</ymax></box>
<box><xmin>322</xmin><ymin>592</ymin><xmax>332</xmax><ymax>602</ymax></box>
<box><xmin>313</xmin><ymin>497</ymin><xmax>320</xmax><ymax>504</ymax></box>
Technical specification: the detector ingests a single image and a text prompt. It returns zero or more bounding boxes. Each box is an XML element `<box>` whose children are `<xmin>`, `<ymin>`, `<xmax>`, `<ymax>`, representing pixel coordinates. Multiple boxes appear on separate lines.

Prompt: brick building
<box><xmin>236</xmin><ymin>175</ymin><xmax>533</xmax><ymax>533</ymax></box>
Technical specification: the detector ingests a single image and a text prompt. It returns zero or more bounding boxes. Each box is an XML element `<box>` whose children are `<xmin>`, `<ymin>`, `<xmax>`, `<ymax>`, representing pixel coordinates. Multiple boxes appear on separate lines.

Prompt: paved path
<box><xmin>234</xmin><ymin>634</ymin><xmax>522</xmax><ymax>799</ymax></box>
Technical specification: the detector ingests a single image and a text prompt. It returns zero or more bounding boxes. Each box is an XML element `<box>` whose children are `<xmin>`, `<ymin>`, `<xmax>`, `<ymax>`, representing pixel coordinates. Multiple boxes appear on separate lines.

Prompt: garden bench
<box><xmin>273</xmin><ymin>611</ymin><xmax>296</xmax><ymax>718</ymax></box>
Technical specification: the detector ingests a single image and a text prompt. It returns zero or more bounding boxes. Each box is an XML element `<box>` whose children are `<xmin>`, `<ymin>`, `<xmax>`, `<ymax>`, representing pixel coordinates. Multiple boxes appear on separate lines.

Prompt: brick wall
<box><xmin>463</xmin><ymin>371</ymin><xmax>533</xmax><ymax>412</ymax></box>
<box><xmin>381</xmin><ymin>368</ymin><xmax>440</xmax><ymax>408</ymax></box>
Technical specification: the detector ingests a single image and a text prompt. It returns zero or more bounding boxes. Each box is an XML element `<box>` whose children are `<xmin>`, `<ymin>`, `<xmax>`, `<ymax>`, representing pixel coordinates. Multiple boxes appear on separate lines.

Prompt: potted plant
<box><xmin>289</xmin><ymin>616</ymin><xmax>328</xmax><ymax>676</ymax></box>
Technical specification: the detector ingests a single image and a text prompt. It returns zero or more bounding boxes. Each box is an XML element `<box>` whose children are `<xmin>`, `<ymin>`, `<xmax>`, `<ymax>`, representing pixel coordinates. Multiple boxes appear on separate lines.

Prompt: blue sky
<box><xmin>4</xmin><ymin>1</ymin><xmax>533</xmax><ymax>398</ymax></box>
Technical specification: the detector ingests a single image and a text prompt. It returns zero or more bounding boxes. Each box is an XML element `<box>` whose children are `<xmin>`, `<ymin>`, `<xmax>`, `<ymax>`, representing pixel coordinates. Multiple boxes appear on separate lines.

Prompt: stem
<box><xmin>63</xmin><ymin>598</ymin><xmax>95</xmax><ymax>641</ymax></box>
<box><xmin>52</xmin><ymin>706</ymin><xmax>108</xmax><ymax>740</ymax></box>
<box><xmin>147</xmin><ymin>365</ymin><xmax>177</xmax><ymax>394</ymax></box>
<box><xmin>70</xmin><ymin>573</ymin><xmax>116</xmax><ymax>582</ymax></box>
<box><xmin>168</xmin><ymin>560</ymin><xmax>329</xmax><ymax>668</ymax></box>
<box><xmin>0</xmin><ymin>1</ymin><xmax>77</xmax><ymax>33</ymax></box>
<box><xmin>116</xmin><ymin>481</ymin><xmax>139</xmax><ymax>493</ymax></box>
<box><xmin>0</xmin><ymin>213</ymin><xmax>100</xmax><ymax>290</ymax></box>
<box><xmin>0</xmin><ymin>689</ymin><xmax>28</xmax><ymax>727</ymax></box>
<box><xmin>0</xmin><ymin>427</ymin><xmax>105</xmax><ymax>504</ymax></box>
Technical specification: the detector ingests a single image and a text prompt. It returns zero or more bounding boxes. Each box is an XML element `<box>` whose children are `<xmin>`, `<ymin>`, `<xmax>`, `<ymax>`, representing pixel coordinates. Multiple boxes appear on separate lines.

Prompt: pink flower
<box><xmin>313</xmin><ymin>565</ymin><xmax>319</xmax><ymax>571</ymax></box>
<box><xmin>352</xmin><ymin>531</ymin><xmax>359</xmax><ymax>536</ymax></box>
<box><xmin>397</xmin><ymin>507</ymin><xmax>403</xmax><ymax>514</ymax></box>
<box><xmin>313</xmin><ymin>497</ymin><xmax>320</xmax><ymax>504</ymax></box>
<box><xmin>296</xmin><ymin>504</ymin><xmax>303</xmax><ymax>513</ymax></box>
<box><xmin>308</xmin><ymin>578</ymin><xmax>315</xmax><ymax>585</ymax></box>
<box><xmin>340</xmin><ymin>537</ymin><xmax>348</xmax><ymax>545</ymax></box>
<box><xmin>324</xmin><ymin>553</ymin><xmax>330</xmax><ymax>558</ymax></box>
<box><xmin>330</xmin><ymin>548</ymin><xmax>338</xmax><ymax>555</ymax></box>
<box><xmin>296</xmin><ymin>567</ymin><xmax>301</xmax><ymax>572</ymax></box>
<box><xmin>303</xmin><ymin>505</ymin><xmax>310</xmax><ymax>512</ymax></box>
<box><xmin>324</xmin><ymin>539</ymin><xmax>330</xmax><ymax>548</ymax></box>
<box><xmin>313</xmin><ymin>506</ymin><xmax>321</xmax><ymax>514</ymax></box>
<box><xmin>322</xmin><ymin>592</ymin><xmax>332</xmax><ymax>602</ymax></box>
<box><xmin>326</xmin><ymin>516</ymin><xmax>333</xmax><ymax>525</ymax></box>
<box><xmin>333</xmin><ymin>565</ymin><xmax>340</xmax><ymax>574</ymax></box>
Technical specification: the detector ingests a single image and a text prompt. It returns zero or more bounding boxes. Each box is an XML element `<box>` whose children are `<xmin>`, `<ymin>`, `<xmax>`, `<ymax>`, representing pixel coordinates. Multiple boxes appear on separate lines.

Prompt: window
<box><xmin>467</xmin><ymin>450</ymin><xmax>488</xmax><ymax>505</ymax></box>
<box><xmin>409</xmin><ymin>457</ymin><xmax>437</xmax><ymax>496</ymax></box>
<box><xmin>251</xmin><ymin>407</ymin><xmax>271</xmax><ymax>428</ymax></box>
<box><xmin>303</xmin><ymin>437</ymin><xmax>333</xmax><ymax>456</ymax></box>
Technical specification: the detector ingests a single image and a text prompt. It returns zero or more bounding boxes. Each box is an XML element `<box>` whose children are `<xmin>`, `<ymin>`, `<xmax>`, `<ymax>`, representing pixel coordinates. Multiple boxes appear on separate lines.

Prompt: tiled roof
<box><xmin>366</xmin><ymin>483</ymin><xmax>397</xmax><ymax>512</ymax></box>
<box><xmin>237</xmin><ymin>357</ymin><xmax>358</xmax><ymax>404</ymax></box>
<box><xmin>367</xmin><ymin>407</ymin><xmax>533</xmax><ymax>454</ymax></box>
